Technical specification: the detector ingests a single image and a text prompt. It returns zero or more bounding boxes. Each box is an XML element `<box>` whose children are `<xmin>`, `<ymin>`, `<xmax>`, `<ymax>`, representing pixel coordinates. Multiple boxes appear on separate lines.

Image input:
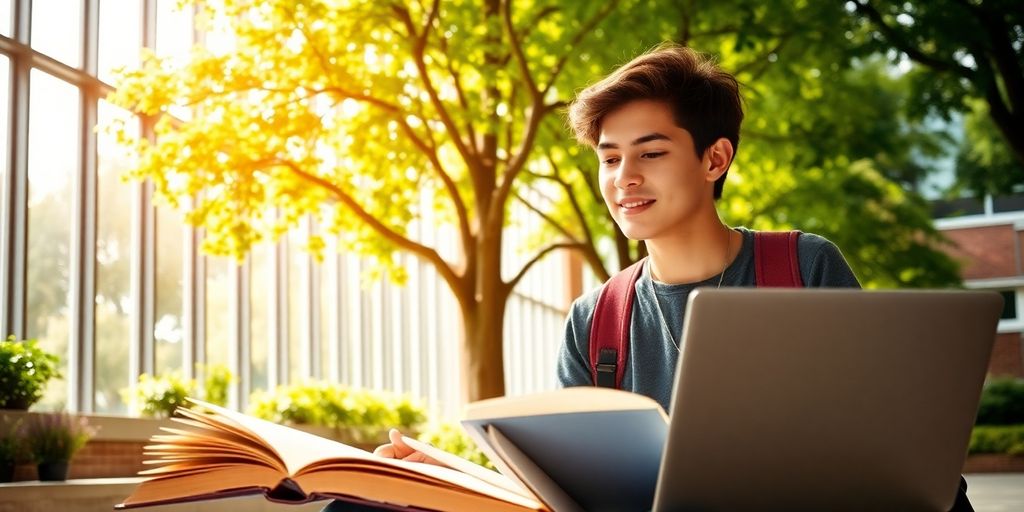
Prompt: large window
<box><xmin>26</xmin><ymin>69</ymin><xmax>80</xmax><ymax>410</ymax></box>
<box><xmin>31</xmin><ymin>0</ymin><xmax>84</xmax><ymax>68</ymax></box>
<box><xmin>94</xmin><ymin>101</ymin><xmax>135</xmax><ymax>413</ymax></box>
<box><xmin>0</xmin><ymin>0</ymin><xmax>571</xmax><ymax>418</ymax></box>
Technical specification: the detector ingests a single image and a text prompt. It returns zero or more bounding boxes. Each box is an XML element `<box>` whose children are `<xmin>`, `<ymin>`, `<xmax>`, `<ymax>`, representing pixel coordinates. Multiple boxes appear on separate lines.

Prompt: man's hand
<box><xmin>373</xmin><ymin>428</ymin><xmax>444</xmax><ymax>465</ymax></box>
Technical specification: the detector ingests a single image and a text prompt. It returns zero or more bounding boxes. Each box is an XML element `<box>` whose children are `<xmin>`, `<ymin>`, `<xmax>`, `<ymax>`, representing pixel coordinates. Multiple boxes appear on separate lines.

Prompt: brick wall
<box><xmin>943</xmin><ymin>225</ymin><xmax>1018</xmax><ymax>280</ymax></box>
<box><xmin>8</xmin><ymin>440</ymin><xmax>149</xmax><ymax>482</ymax></box>
<box><xmin>989</xmin><ymin>332</ymin><xmax>1024</xmax><ymax>378</ymax></box>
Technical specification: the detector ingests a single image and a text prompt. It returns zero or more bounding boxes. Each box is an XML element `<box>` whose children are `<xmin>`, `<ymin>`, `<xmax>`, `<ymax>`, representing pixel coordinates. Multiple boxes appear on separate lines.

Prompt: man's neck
<box><xmin>646</xmin><ymin>219</ymin><xmax>737</xmax><ymax>285</ymax></box>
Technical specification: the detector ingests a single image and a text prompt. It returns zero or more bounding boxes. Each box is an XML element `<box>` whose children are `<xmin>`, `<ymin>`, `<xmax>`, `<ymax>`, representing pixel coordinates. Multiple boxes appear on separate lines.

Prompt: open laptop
<box><xmin>652</xmin><ymin>288</ymin><xmax>1002</xmax><ymax>512</ymax></box>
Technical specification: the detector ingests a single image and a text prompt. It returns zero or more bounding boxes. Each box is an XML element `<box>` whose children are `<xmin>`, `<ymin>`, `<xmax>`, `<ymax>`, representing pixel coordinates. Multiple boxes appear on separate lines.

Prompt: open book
<box><xmin>117</xmin><ymin>388</ymin><xmax>667</xmax><ymax>512</ymax></box>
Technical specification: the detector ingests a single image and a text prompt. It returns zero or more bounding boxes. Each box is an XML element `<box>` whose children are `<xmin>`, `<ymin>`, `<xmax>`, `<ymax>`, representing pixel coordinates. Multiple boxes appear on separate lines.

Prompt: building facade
<box><xmin>935</xmin><ymin>194</ymin><xmax>1024</xmax><ymax>378</ymax></box>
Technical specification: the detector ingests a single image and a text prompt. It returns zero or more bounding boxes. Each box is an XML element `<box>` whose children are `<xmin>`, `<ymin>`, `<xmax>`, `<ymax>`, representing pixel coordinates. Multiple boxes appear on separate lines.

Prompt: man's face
<box><xmin>596</xmin><ymin>99</ymin><xmax>712</xmax><ymax>241</ymax></box>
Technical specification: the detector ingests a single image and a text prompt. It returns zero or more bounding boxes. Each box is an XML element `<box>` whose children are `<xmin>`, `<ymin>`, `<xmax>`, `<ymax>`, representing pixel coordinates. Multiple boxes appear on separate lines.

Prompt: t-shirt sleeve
<box><xmin>798</xmin><ymin>233</ymin><xmax>861</xmax><ymax>289</ymax></box>
<box><xmin>556</xmin><ymin>294</ymin><xmax>598</xmax><ymax>388</ymax></box>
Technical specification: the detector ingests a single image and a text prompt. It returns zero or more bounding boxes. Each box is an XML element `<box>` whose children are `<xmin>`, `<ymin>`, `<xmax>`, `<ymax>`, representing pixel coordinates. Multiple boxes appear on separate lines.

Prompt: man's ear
<box><xmin>703</xmin><ymin>138</ymin><xmax>734</xmax><ymax>183</ymax></box>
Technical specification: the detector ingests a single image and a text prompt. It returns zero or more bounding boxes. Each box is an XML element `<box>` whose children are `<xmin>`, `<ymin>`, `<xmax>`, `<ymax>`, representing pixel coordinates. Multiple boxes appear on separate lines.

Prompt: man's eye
<box><xmin>642</xmin><ymin>152</ymin><xmax>666</xmax><ymax>159</ymax></box>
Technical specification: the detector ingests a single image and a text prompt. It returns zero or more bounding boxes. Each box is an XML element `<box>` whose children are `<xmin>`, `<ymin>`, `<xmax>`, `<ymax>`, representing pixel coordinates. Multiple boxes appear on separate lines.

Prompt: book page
<box><xmin>298</xmin><ymin>469</ymin><xmax>546</xmax><ymax>512</ymax></box>
<box><xmin>191</xmin><ymin>399</ymin><xmax>375</xmax><ymax>475</ymax></box>
<box><xmin>121</xmin><ymin>465</ymin><xmax>282</xmax><ymax>506</ymax></box>
<box><xmin>400</xmin><ymin>435</ymin><xmax>531</xmax><ymax>497</ymax></box>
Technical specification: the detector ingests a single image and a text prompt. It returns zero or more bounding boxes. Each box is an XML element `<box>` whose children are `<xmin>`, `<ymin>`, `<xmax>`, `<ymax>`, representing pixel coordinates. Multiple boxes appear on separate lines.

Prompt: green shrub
<box><xmin>201</xmin><ymin>364</ymin><xmax>234</xmax><ymax>407</ymax></box>
<box><xmin>24</xmin><ymin>412</ymin><xmax>97</xmax><ymax>463</ymax></box>
<box><xmin>975</xmin><ymin>377</ymin><xmax>1024</xmax><ymax>425</ymax></box>
<box><xmin>248</xmin><ymin>381</ymin><xmax>336</xmax><ymax>426</ymax></box>
<box><xmin>0</xmin><ymin>417</ymin><xmax>23</xmax><ymax>465</ymax></box>
<box><xmin>969</xmin><ymin>425</ymin><xmax>1024</xmax><ymax>455</ymax></box>
<box><xmin>248</xmin><ymin>381</ymin><xmax>427</xmax><ymax>443</ymax></box>
<box><xmin>0</xmin><ymin>336</ymin><xmax>61</xmax><ymax>410</ymax></box>
<box><xmin>121</xmin><ymin>372</ymin><xmax>196</xmax><ymax>418</ymax></box>
<box><xmin>416</xmin><ymin>422</ymin><xmax>492</xmax><ymax>469</ymax></box>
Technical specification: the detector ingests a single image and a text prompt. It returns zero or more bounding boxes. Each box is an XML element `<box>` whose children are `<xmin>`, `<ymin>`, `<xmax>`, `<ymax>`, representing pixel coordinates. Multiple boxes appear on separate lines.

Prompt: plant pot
<box><xmin>36</xmin><ymin>461</ymin><xmax>69</xmax><ymax>481</ymax></box>
<box><xmin>2</xmin><ymin>397</ymin><xmax>31</xmax><ymax>410</ymax></box>
<box><xmin>0</xmin><ymin>463</ymin><xmax>13</xmax><ymax>482</ymax></box>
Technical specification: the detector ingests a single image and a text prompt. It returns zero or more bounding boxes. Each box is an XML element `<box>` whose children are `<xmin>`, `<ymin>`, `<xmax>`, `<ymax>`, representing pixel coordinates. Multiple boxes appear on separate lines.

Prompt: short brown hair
<box><xmin>567</xmin><ymin>44</ymin><xmax>743</xmax><ymax>199</ymax></box>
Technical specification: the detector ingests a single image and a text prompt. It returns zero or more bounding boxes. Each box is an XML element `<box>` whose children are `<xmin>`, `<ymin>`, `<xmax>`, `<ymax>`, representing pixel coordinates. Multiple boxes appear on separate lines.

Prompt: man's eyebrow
<box><xmin>596</xmin><ymin>132</ymin><xmax>671</xmax><ymax>150</ymax></box>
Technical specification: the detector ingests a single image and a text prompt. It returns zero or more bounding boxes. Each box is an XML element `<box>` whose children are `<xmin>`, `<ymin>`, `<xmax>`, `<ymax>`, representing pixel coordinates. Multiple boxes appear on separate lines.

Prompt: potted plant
<box><xmin>0</xmin><ymin>417</ymin><xmax>22</xmax><ymax>482</ymax></box>
<box><xmin>0</xmin><ymin>335</ymin><xmax>61</xmax><ymax>410</ymax></box>
<box><xmin>120</xmin><ymin>372</ymin><xmax>196</xmax><ymax>418</ymax></box>
<box><xmin>24</xmin><ymin>412</ymin><xmax>97</xmax><ymax>481</ymax></box>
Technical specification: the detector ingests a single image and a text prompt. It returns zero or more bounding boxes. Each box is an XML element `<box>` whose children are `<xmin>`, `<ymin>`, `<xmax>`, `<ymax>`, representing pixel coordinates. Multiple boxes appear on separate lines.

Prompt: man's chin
<box><xmin>615</xmin><ymin>224</ymin><xmax>652</xmax><ymax>241</ymax></box>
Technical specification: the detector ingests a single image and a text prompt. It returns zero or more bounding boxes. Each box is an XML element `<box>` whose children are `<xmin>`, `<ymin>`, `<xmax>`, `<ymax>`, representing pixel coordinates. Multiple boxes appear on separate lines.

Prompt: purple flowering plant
<box><xmin>23</xmin><ymin>412</ymin><xmax>97</xmax><ymax>463</ymax></box>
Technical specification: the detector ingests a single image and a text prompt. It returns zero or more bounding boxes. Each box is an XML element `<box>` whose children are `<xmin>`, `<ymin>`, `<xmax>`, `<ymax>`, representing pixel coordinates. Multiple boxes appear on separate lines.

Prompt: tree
<box><xmin>111</xmin><ymin>0</ymin><xmax>963</xmax><ymax>406</ymax></box>
<box><xmin>519</xmin><ymin>0</ymin><xmax>962</xmax><ymax>287</ymax></box>
<box><xmin>110</xmin><ymin>0</ymin><xmax>635</xmax><ymax>402</ymax></box>
<box><xmin>848</xmin><ymin>0</ymin><xmax>1024</xmax><ymax>182</ymax></box>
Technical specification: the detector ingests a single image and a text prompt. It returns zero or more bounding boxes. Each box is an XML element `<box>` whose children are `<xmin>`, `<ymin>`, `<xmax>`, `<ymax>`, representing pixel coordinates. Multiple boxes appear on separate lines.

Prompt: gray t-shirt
<box><xmin>556</xmin><ymin>227</ymin><xmax>861</xmax><ymax>411</ymax></box>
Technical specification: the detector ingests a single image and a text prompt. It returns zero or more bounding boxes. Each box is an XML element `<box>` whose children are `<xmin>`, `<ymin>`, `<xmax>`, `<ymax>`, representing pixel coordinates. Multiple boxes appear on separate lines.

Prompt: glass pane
<box><xmin>205</xmin><ymin>255</ymin><xmax>230</xmax><ymax>367</ymax></box>
<box><xmin>249</xmin><ymin>244</ymin><xmax>270</xmax><ymax>392</ymax></box>
<box><xmin>0</xmin><ymin>0</ymin><xmax>11</xmax><ymax>37</ymax></box>
<box><xmin>320</xmin><ymin>252</ymin><xmax>332</xmax><ymax>380</ymax></box>
<box><xmin>156</xmin><ymin>0</ymin><xmax>192</xmax><ymax>60</ymax></box>
<box><xmin>154</xmin><ymin>205</ymin><xmax>184</xmax><ymax>375</ymax></box>
<box><xmin>288</xmin><ymin>230</ymin><xmax>305</xmax><ymax>383</ymax></box>
<box><xmin>155</xmin><ymin>0</ymin><xmax>193</xmax><ymax>121</ymax></box>
<box><xmin>1001</xmin><ymin>291</ymin><xmax>1017</xmax><ymax>320</ymax></box>
<box><xmin>0</xmin><ymin>55</ymin><xmax>9</xmax><ymax>324</ymax></box>
<box><xmin>31</xmin><ymin>0</ymin><xmax>84</xmax><ymax>68</ymax></box>
<box><xmin>26</xmin><ymin>70</ymin><xmax>80</xmax><ymax>409</ymax></box>
<box><xmin>98</xmin><ymin>0</ymin><xmax>141</xmax><ymax>84</ymax></box>
<box><xmin>94</xmin><ymin>101</ymin><xmax>136</xmax><ymax>414</ymax></box>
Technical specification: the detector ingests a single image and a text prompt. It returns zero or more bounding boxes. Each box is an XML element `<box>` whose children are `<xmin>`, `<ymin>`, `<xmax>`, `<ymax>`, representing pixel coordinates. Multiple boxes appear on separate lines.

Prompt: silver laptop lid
<box><xmin>653</xmin><ymin>289</ymin><xmax>1001</xmax><ymax>512</ymax></box>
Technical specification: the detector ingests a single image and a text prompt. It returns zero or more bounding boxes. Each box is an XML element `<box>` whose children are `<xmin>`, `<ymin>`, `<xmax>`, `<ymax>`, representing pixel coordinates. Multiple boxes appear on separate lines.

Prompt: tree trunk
<box><xmin>459</xmin><ymin>286</ymin><xmax>508</xmax><ymax>403</ymax></box>
<box><xmin>454</xmin><ymin>207</ymin><xmax>509</xmax><ymax>402</ymax></box>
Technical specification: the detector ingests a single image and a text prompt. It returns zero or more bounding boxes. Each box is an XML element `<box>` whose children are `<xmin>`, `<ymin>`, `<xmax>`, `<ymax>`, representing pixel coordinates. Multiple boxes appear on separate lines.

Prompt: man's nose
<box><xmin>614</xmin><ymin>159</ymin><xmax>642</xmax><ymax>189</ymax></box>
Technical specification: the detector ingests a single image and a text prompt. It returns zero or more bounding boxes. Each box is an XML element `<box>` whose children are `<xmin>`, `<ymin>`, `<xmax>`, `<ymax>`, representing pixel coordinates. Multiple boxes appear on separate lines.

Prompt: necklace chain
<box><xmin>714</xmin><ymin>228</ymin><xmax>732</xmax><ymax>289</ymax></box>
<box><xmin>653</xmin><ymin>228</ymin><xmax>733</xmax><ymax>350</ymax></box>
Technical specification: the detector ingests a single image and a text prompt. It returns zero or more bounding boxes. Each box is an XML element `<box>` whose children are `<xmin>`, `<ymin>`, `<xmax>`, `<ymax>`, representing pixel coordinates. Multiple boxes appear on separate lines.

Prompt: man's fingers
<box><xmin>373</xmin><ymin>444</ymin><xmax>396</xmax><ymax>459</ymax></box>
<box><xmin>387</xmin><ymin>429</ymin><xmax>416</xmax><ymax>458</ymax></box>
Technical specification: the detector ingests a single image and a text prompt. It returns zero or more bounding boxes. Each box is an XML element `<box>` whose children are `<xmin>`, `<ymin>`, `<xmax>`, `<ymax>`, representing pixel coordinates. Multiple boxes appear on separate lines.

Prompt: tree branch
<box><xmin>393</xmin><ymin>117</ymin><xmax>474</xmax><ymax>252</ymax></box>
<box><xmin>970</xmin><ymin>4</ymin><xmax>1024</xmax><ymax>114</ymax></box>
<box><xmin>438</xmin><ymin>38</ymin><xmax>480</xmax><ymax>157</ymax></box>
<box><xmin>502</xmin><ymin>0</ymin><xmax>540</xmax><ymax>98</ymax></box>
<box><xmin>519</xmin><ymin>5</ymin><xmax>560</xmax><ymax>41</ymax></box>
<box><xmin>514</xmin><ymin>190</ymin><xmax>580</xmax><ymax>243</ymax></box>
<box><xmin>732</xmin><ymin>32</ymin><xmax>793</xmax><ymax>78</ymax></box>
<box><xmin>534</xmin><ymin>157</ymin><xmax>598</xmax><ymax>251</ymax></box>
<box><xmin>854</xmin><ymin>1</ymin><xmax>975</xmax><ymax>78</ymax></box>
<box><xmin>391</xmin><ymin>4</ymin><xmax>479</xmax><ymax>174</ymax></box>
<box><xmin>505</xmin><ymin>242</ymin><xmax>584</xmax><ymax>293</ymax></box>
<box><xmin>275</xmin><ymin>159</ymin><xmax>467</xmax><ymax>303</ymax></box>
<box><xmin>541</xmin><ymin>1</ymin><xmax>620</xmax><ymax>96</ymax></box>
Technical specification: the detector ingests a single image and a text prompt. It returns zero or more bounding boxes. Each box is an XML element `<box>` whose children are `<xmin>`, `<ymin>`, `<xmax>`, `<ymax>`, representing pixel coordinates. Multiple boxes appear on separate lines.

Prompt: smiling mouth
<box><xmin>620</xmin><ymin>199</ymin><xmax>655</xmax><ymax>209</ymax></box>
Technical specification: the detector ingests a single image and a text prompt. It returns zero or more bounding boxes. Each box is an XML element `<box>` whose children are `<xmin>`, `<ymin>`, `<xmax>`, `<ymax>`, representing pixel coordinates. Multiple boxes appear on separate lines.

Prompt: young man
<box><xmin>556</xmin><ymin>44</ymin><xmax>859</xmax><ymax>409</ymax></box>
<box><xmin>554</xmin><ymin>44</ymin><xmax>971</xmax><ymax>511</ymax></box>
<box><xmin>358</xmin><ymin>44</ymin><xmax>972</xmax><ymax>511</ymax></box>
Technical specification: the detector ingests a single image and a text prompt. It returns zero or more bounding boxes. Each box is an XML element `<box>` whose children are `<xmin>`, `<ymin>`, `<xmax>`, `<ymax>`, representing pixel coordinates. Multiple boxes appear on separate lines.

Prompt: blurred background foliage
<box><xmin>107</xmin><ymin>0</ymin><xmax>1022</xmax><ymax>399</ymax></box>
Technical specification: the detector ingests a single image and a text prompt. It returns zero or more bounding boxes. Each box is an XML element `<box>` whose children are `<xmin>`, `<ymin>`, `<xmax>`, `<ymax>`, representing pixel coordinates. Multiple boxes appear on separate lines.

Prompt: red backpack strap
<box><xmin>754</xmin><ymin>231</ymin><xmax>804</xmax><ymax>287</ymax></box>
<box><xmin>589</xmin><ymin>258</ymin><xmax>646</xmax><ymax>388</ymax></box>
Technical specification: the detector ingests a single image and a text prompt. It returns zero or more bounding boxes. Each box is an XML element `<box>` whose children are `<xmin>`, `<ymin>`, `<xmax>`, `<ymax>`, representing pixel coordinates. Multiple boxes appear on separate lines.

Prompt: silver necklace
<box><xmin>651</xmin><ymin>228</ymin><xmax>733</xmax><ymax>350</ymax></box>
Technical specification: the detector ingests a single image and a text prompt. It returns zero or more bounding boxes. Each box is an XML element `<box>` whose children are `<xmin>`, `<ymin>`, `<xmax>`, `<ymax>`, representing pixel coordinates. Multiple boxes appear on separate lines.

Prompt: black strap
<box><xmin>596</xmin><ymin>348</ymin><xmax>618</xmax><ymax>388</ymax></box>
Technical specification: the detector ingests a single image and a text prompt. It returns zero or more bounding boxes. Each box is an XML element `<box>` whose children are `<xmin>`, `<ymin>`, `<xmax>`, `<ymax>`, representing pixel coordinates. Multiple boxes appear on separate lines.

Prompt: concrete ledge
<box><xmin>0</xmin><ymin>478</ymin><xmax>327</xmax><ymax>512</ymax></box>
<box><xmin>0</xmin><ymin>410</ymin><xmax>173</xmax><ymax>442</ymax></box>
